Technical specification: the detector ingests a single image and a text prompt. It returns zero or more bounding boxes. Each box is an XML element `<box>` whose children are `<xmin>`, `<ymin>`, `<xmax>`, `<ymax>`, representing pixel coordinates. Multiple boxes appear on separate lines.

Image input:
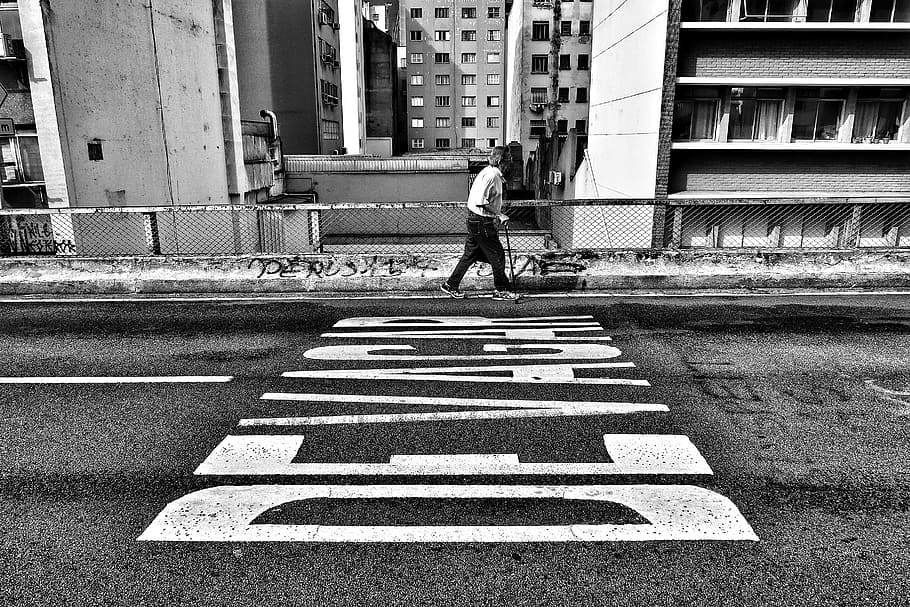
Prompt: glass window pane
<box><xmin>895</xmin><ymin>0</ymin><xmax>910</xmax><ymax>21</ymax></box>
<box><xmin>18</xmin><ymin>137</ymin><xmax>44</xmax><ymax>182</ymax></box>
<box><xmin>792</xmin><ymin>99</ymin><xmax>819</xmax><ymax>139</ymax></box>
<box><xmin>875</xmin><ymin>101</ymin><xmax>903</xmax><ymax>139</ymax></box>
<box><xmin>815</xmin><ymin>100</ymin><xmax>842</xmax><ymax>140</ymax></box>
<box><xmin>0</xmin><ymin>137</ymin><xmax>15</xmax><ymax>164</ymax></box>
<box><xmin>853</xmin><ymin>102</ymin><xmax>877</xmax><ymax>140</ymax></box>
<box><xmin>831</xmin><ymin>0</ymin><xmax>857</xmax><ymax>20</ymax></box>
<box><xmin>755</xmin><ymin>100</ymin><xmax>781</xmax><ymax>141</ymax></box>
<box><xmin>870</xmin><ymin>0</ymin><xmax>895</xmax><ymax>21</ymax></box>
<box><xmin>729</xmin><ymin>99</ymin><xmax>757</xmax><ymax>139</ymax></box>
<box><xmin>691</xmin><ymin>101</ymin><xmax>717</xmax><ymax>139</ymax></box>
<box><xmin>807</xmin><ymin>0</ymin><xmax>832</xmax><ymax>21</ymax></box>
<box><xmin>673</xmin><ymin>102</ymin><xmax>694</xmax><ymax>140</ymax></box>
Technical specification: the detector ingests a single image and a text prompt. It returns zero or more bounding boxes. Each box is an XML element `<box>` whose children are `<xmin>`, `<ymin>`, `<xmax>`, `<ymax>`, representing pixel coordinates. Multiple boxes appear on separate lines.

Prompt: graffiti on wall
<box><xmin>0</xmin><ymin>216</ymin><xmax>75</xmax><ymax>255</ymax></box>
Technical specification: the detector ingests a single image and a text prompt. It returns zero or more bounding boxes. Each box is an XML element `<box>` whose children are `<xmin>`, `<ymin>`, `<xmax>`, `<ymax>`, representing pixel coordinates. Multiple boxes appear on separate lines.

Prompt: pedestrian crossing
<box><xmin>139</xmin><ymin>314</ymin><xmax>758</xmax><ymax>543</ymax></box>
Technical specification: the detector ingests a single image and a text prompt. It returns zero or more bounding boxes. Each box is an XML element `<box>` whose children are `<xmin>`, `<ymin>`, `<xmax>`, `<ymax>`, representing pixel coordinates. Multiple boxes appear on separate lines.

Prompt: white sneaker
<box><xmin>491</xmin><ymin>290</ymin><xmax>519</xmax><ymax>301</ymax></box>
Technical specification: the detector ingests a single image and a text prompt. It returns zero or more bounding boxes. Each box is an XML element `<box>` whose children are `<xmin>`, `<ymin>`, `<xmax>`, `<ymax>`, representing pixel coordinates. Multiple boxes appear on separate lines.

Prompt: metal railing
<box><xmin>2</xmin><ymin>197</ymin><xmax>909</xmax><ymax>257</ymax></box>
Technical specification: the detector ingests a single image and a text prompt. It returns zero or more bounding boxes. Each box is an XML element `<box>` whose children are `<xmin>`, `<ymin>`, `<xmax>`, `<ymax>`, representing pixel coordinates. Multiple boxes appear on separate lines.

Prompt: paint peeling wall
<box><xmin>22</xmin><ymin>0</ymin><xmax>229</xmax><ymax>208</ymax></box>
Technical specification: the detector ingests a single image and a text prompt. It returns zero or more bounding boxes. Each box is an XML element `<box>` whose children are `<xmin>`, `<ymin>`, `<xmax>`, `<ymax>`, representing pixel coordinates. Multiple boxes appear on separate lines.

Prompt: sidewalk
<box><xmin>1</xmin><ymin>250</ymin><xmax>909</xmax><ymax>295</ymax></box>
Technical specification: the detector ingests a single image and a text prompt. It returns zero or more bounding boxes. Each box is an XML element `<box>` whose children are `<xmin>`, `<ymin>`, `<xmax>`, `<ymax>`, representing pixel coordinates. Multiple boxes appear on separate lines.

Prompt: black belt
<box><xmin>467</xmin><ymin>213</ymin><xmax>495</xmax><ymax>221</ymax></box>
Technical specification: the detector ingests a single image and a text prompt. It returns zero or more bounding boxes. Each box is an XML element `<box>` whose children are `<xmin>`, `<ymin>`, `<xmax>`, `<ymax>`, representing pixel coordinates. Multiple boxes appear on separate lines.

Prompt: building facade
<box><xmin>505</xmin><ymin>0</ymin><xmax>594</xmax><ymax>167</ymax></box>
<box><xmin>400</xmin><ymin>0</ymin><xmax>508</xmax><ymax>152</ymax></box>
<box><xmin>234</xmin><ymin>0</ymin><xmax>347</xmax><ymax>155</ymax></box>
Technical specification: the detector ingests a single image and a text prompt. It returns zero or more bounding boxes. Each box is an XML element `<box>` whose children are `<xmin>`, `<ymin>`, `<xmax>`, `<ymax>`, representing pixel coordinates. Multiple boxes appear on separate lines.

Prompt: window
<box><xmin>411</xmin><ymin>117</ymin><xmax>424</xmax><ymax>128</ymax></box>
<box><xmin>672</xmin><ymin>87</ymin><xmax>720</xmax><ymax>140</ymax></box>
<box><xmin>410</xmin><ymin>74</ymin><xmax>424</xmax><ymax>85</ymax></box>
<box><xmin>488</xmin><ymin>138</ymin><xmax>498</xmax><ymax>147</ymax></box>
<box><xmin>320</xmin><ymin>3</ymin><xmax>336</xmax><ymax>25</ymax></box>
<box><xmin>487</xmin><ymin>95</ymin><xmax>501</xmax><ymax>107</ymax></box>
<box><xmin>560</xmin><ymin>20</ymin><xmax>573</xmax><ymax>36</ymax></box>
<box><xmin>558</xmin><ymin>87</ymin><xmax>570</xmax><ymax>103</ymax></box>
<box><xmin>435</xmin><ymin>30</ymin><xmax>451</xmax><ymax>41</ymax></box>
<box><xmin>435</xmin><ymin>53</ymin><xmax>450</xmax><ymax>63</ymax></box>
<box><xmin>462</xmin><ymin>7</ymin><xmax>477</xmax><ymax>18</ymax></box>
<box><xmin>577</xmin><ymin>54</ymin><xmax>590</xmax><ymax>70</ymax></box>
<box><xmin>556</xmin><ymin>120</ymin><xmax>568</xmax><ymax>134</ymax></box>
<box><xmin>409</xmin><ymin>53</ymin><xmax>423</xmax><ymax>64</ymax></box>
<box><xmin>532</xmin><ymin>21</ymin><xmax>550</xmax><ymax>40</ymax></box>
<box><xmin>411</xmin><ymin>138</ymin><xmax>425</xmax><ymax>149</ymax></box>
<box><xmin>436</xmin><ymin>95</ymin><xmax>450</xmax><ymax>106</ymax></box>
<box><xmin>530</xmin><ymin>119</ymin><xmax>547</xmax><ymax>138</ymax></box>
<box><xmin>574</xmin><ymin>87</ymin><xmax>588</xmax><ymax>103</ymax></box>
<box><xmin>436</xmin><ymin>117</ymin><xmax>451</xmax><ymax>127</ymax></box>
<box><xmin>322</xmin><ymin>119</ymin><xmax>340</xmax><ymax>140</ymax></box>
<box><xmin>579</xmin><ymin>20</ymin><xmax>591</xmax><ymax>35</ymax></box>
<box><xmin>870</xmin><ymin>0</ymin><xmax>910</xmax><ymax>21</ymax></box>
<box><xmin>559</xmin><ymin>54</ymin><xmax>571</xmax><ymax>70</ymax></box>
<box><xmin>488</xmin><ymin>29</ymin><xmax>502</xmax><ymax>41</ymax></box>
<box><xmin>488</xmin><ymin>7</ymin><xmax>501</xmax><ymax>18</ymax></box>
<box><xmin>462</xmin><ymin>138</ymin><xmax>476</xmax><ymax>148</ymax></box>
<box><xmin>487</xmin><ymin>73</ymin><xmax>501</xmax><ymax>85</ymax></box>
<box><xmin>462</xmin><ymin>74</ymin><xmax>477</xmax><ymax>85</ymax></box>
<box><xmin>435</xmin><ymin>7</ymin><xmax>449</xmax><ymax>18</ymax></box>
<box><xmin>487</xmin><ymin>52</ymin><xmax>501</xmax><ymax>63</ymax></box>
<box><xmin>411</xmin><ymin>96</ymin><xmax>424</xmax><ymax>107</ymax></box>
<box><xmin>532</xmin><ymin>55</ymin><xmax>549</xmax><ymax>73</ymax></box>
<box><xmin>462</xmin><ymin>96</ymin><xmax>477</xmax><ymax>107</ymax></box>
<box><xmin>853</xmin><ymin>88</ymin><xmax>905</xmax><ymax>142</ymax></box>
<box><xmin>435</xmin><ymin>74</ymin><xmax>450</xmax><ymax>85</ymax></box>
<box><xmin>792</xmin><ymin>88</ymin><xmax>846</xmax><ymax>141</ymax></box>
<box><xmin>531</xmin><ymin>88</ymin><xmax>548</xmax><ymax>104</ymax></box>
<box><xmin>462</xmin><ymin>30</ymin><xmax>477</xmax><ymax>41</ymax></box>
<box><xmin>487</xmin><ymin>117</ymin><xmax>500</xmax><ymax>128</ymax></box>
<box><xmin>462</xmin><ymin>52</ymin><xmax>477</xmax><ymax>63</ymax></box>
<box><xmin>436</xmin><ymin>138</ymin><xmax>451</xmax><ymax>149</ymax></box>
<box><xmin>575</xmin><ymin>120</ymin><xmax>588</xmax><ymax>135</ymax></box>
<box><xmin>683</xmin><ymin>0</ymin><xmax>731</xmax><ymax>21</ymax></box>
<box><xmin>410</xmin><ymin>8</ymin><xmax>422</xmax><ymax>18</ymax></box>
<box><xmin>410</xmin><ymin>30</ymin><xmax>423</xmax><ymax>40</ymax></box>
<box><xmin>728</xmin><ymin>88</ymin><xmax>783</xmax><ymax>141</ymax></box>
<box><xmin>462</xmin><ymin>117</ymin><xmax>477</xmax><ymax>127</ymax></box>
<box><xmin>741</xmin><ymin>0</ymin><xmax>798</xmax><ymax>22</ymax></box>
<box><xmin>807</xmin><ymin>0</ymin><xmax>857</xmax><ymax>21</ymax></box>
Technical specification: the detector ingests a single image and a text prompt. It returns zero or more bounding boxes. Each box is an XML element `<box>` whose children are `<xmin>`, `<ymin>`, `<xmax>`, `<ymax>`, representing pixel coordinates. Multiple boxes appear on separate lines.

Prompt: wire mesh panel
<box><xmin>2</xmin><ymin>199</ymin><xmax>910</xmax><ymax>257</ymax></box>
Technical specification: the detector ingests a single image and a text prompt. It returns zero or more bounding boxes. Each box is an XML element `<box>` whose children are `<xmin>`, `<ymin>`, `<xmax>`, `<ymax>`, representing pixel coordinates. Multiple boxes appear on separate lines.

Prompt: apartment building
<box><xmin>234</xmin><ymin>0</ymin><xmax>347</xmax><ymax>155</ymax></box>
<box><xmin>586</xmin><ymin>0</ymin><xmax>910</xmax><ymax>199</ymax></box>
<box><xmin>400</xmin><ymin>0</ymin><xmax>508</xmax><ymax>152</ymax></box>
<box><xmin>505</xmin><ymin>0</ymin><xmax>594</xmax><ymax>164</ymax></box>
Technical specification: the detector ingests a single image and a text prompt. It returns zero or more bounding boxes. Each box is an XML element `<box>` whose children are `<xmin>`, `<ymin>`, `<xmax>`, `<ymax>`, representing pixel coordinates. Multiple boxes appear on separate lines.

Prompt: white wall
<box><xmin>340</xmin><ymin>0</ymin><xmax>367</xmax><ymax>154</ymax></box>
<box><xmin>587</xmin><ymin>0</ymin><xmax>669</xmax><ymax>199</ymax></box>
<box><xmin>504</xmin><ymin>2</ymin><xmax>524</xmax><ymax>145</ymax></box>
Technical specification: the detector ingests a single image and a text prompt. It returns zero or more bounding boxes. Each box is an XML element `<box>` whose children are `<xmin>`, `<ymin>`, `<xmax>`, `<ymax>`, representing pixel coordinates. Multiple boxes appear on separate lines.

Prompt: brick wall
<box><xmin>670</xmin><ymin>151</ymin><xmax>910</xmax><ymax>193</ymax></box>
<box><xmin>678</xmin><ymin>31</ymin><xmax>910</xmax><ymax>79</ymax></box>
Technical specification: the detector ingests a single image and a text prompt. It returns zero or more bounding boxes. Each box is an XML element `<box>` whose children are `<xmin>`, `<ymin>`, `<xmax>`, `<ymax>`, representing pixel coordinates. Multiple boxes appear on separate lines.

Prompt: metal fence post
<box><xmin>308</xmin><ymin>210</ymin><xmax>322</xmax><ymax>253</ymax></box>
<box><xmin>143</xmin><ymin>212</ymin><xmax>161</xmax><ymax>255</ymax></box>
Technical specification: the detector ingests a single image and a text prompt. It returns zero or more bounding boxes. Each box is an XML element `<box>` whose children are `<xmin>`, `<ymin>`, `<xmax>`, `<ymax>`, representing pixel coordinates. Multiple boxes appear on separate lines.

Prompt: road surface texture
<box><xmin>1</xmin><ymin>294</ymin><xmax>908</xmax><ymax>606</ymax></box>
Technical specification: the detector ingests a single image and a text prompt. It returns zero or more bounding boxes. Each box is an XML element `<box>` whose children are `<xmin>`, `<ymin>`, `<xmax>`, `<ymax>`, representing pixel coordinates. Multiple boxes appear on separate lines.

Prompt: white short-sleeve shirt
<box><xmin>467</xmin><ymin>166</ymin><xmax>504</xmax><ymax>218</ymax></box>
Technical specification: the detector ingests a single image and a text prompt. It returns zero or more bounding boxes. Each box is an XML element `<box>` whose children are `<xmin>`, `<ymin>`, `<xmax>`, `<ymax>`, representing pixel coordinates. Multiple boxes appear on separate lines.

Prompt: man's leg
<box><xmin>473</xmin><ymin>223</ymin><xmax>512</xmax><ymax>292</ymax></box>
<box><xmin>445</xmin><ymin>231</ymin><xmax>481</xmax><ymax>290</ymax></box>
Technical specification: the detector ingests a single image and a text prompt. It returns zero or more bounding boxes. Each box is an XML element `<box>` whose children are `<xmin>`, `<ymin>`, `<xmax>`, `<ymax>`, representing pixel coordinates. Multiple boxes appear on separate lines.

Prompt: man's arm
<box><xmin>479</xmin><ymin>175</ymin><xmax>508</xmax><ymax>223</ymax></box>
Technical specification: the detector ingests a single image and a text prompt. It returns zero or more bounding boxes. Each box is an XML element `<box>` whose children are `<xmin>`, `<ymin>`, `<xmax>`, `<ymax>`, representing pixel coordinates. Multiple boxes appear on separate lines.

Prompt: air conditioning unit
<box><xmin>319</xmin><ymin>12</ymin><xmax>330</xmax><ymax>25</ymax></box>
<box><xmin>332</xmin><ymin>60</ymin><xmax>340</xmax><ymax>68</ymax></box>
<box><xmin>332</xmin><ymin>22</ymin><xmax>341</xmax><ymax>30</ymax></box>
<box><xmin>321</xmin><ymin>52</ymin><xmax>336</xmax><ymax>64</ymax></box>
<box><xmin>549</xmin><ymin>170</ymin><xmax>563</xmax><ymax>186</ymax></box>
<box><xmin>322</xmin><ymin>93</ymin><xmax>339</xmax><ymax>106</ymax></box>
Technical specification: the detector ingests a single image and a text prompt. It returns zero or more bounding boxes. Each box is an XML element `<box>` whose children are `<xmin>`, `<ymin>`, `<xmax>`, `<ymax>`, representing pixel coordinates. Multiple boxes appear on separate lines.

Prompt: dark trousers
<box><xmin>446</xmin><ymin>215</ymin><xmax>511</xmax><ymax>292</ymax></box>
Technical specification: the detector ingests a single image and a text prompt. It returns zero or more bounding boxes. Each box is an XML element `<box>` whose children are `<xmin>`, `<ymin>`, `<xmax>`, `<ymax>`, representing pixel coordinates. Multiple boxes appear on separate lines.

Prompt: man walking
<box><xmin>441</xmin><ymin>146</ymin><xmax>519</xmax><ymax>301</ymax></box>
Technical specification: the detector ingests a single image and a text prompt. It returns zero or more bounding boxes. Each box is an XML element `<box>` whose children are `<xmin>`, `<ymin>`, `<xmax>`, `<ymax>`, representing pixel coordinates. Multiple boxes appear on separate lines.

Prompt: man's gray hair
<box><xmin>489</xmin><ymin>146</ymin><xmax>507</xmax><ymax>168</ymax></box>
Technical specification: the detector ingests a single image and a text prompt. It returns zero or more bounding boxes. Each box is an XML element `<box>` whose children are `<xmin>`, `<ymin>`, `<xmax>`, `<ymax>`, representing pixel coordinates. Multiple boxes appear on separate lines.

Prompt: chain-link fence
<box><xmin>2</xmin><ymin>197</ymin><xmax>909</xmax><ymax>257</ymax></box>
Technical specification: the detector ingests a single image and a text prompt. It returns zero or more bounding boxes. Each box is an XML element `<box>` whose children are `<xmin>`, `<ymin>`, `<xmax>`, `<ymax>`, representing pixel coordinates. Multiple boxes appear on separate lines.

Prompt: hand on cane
<box><xmin>497</xmin><ymin>213</ymin><xmax>510</xmax><ymax>226</ymax></box>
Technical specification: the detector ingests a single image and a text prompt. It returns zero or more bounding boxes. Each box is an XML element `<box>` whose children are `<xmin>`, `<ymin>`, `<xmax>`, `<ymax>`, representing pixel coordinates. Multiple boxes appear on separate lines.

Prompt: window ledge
<box><xmin>672</xmin><ymin>141</ymin><xmax>910</xmax><ymax>150</ymax></box>
<box><xmin>680</xmin><ymin>21</ymin><xmax>910</xmax><ymax>31</ymax></box>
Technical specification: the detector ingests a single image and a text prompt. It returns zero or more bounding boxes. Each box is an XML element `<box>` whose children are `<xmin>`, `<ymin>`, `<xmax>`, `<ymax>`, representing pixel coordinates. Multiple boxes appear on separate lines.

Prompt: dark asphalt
<box><xmin>1</xmin><ymin>294</ymin><xmax>909</xmax><ymax>606</ymax></box>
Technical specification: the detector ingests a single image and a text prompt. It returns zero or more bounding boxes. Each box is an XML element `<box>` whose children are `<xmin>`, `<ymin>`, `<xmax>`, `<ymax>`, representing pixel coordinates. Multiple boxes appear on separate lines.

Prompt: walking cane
<box><xmin>504</xmin><ymin>222</ymin><xmax>517</xmax><ymax>291</ymax></box>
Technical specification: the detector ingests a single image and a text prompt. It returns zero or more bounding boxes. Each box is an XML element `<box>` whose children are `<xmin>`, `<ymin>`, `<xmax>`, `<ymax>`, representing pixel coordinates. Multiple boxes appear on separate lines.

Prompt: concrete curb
<box><xmin>1</xmin><ymin>250</ymin><xmax>910</xmax><ymax>295</ymax></box>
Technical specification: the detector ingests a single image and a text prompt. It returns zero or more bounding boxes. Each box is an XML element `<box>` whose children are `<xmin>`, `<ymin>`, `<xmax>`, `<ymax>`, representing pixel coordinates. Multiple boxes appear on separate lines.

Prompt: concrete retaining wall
<box><xmin>1</xmin><ymin>250</ymin><xmax>909</xmax><ymax>294</ymax></box>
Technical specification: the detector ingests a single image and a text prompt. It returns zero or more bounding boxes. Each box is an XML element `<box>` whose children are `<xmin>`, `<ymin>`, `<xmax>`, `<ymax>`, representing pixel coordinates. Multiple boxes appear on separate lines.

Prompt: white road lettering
<box><xmin>303</xmin><ymin>343</ymin><xmax>623</xmax><ymax>361</ymax></box>
<box><xmin>194</xmin><ymin>434</ymin><xmax>713</xmax><ymax>476</ymax></box>
<box><xmin>282</xmin><ymin>362</ymin><xmax>647</xmax><ymax>386</ymax></box>
<box><xmin>332</xmin><ymin>316</ymin><xmax>597</xmax><ymax>328</ymax></box>
<box><xmin>0</xmin><ymin>376</ymin><xmax>234</xmax><ymax>384</ymax></box>
<box><xmin>321</xmin><ymin>328</ymin><xmax>613</xmax><ymax>340</ymax></box>
<box><xmin>137</xmin><ymin>484</ymin><xmax>758</xmax><ymax>542</ymax></box>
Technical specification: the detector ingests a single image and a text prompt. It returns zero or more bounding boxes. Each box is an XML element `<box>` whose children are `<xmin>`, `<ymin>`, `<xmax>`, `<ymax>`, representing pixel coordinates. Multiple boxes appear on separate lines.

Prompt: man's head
<box><xmin>489</xmin><ymin>146</ymin><xmax>508</xmax><ymax>169</ymax></box>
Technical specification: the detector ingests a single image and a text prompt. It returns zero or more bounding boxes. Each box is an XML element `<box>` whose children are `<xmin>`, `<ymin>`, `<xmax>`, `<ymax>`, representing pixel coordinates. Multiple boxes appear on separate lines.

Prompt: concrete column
<box><xmin>214</xmin><ymin>0</ymin><xmax>247</xmax><ymax>203</ymax></box>
<box><xmin>840</xmin><ymin>88</ymin><xmax>858</xmax><ymax>143</ymax></box>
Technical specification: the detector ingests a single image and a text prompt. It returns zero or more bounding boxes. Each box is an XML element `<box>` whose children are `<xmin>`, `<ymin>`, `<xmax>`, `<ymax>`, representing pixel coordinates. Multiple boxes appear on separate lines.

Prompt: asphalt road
<box><xmin>1</xmin><ymin>294</ymin><xmax>909</xmax><ymax>606</ymax></box>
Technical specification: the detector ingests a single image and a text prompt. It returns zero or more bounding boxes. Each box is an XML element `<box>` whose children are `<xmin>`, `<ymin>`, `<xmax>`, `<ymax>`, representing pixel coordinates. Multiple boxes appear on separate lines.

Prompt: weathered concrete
<box><xmin>1</xmin><ymin>250</ymin><xmax>909</xmax><ymax>295</ymax></box>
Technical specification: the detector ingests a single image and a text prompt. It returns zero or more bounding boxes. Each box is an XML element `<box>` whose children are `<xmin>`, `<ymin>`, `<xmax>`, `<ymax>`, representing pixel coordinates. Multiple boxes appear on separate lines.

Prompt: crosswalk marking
<box><xmin>303</xmin><ymin>343</ymin><xmax>623</xmax><ymax>361</ymax></box>
<box><xmin>194</xmin><ymin>434</ymin><xmax>713</xmax><ymax>476</ymax></box>
<box><xmin>137</xmin><ymin>484</ymin><xmax>758</xmax><ymax>543</ymax></box>
<box><xmin>0</xmin><ymin>376</ymin><xmax>233</xmax><ymax>384</ymax></box>
<box><xmin>282</xmin><ymin>362</ymin><xmax>648</xmax><ymax>385</ymax></box>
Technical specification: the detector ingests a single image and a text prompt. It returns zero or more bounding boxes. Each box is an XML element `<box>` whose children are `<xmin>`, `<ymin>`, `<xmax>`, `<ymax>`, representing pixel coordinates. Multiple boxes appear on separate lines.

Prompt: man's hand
<box><xmin>498</xmin><ymin>213</ymin><xmax>510</xmax><ymax>225</ymax></box>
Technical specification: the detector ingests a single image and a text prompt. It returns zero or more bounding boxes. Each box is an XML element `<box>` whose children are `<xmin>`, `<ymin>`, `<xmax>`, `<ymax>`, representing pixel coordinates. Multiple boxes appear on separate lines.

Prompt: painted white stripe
<box><xmin>321</xmin><ymin>328</ymin><xmax>612</xmax><ymax>340</ymax></box>
<box><xmin>194</xmin><ymin>435</ymin><xmax>713</xmax><ymax>476</ymax></box>
<box><xmin>282</xmin><ymin>362</ymin><xmax>647</xmax><ymax>386</ymax></box>
<box><xmin>2</xmin><ymin>291</ymin><xmax>908</xmax><ymax>304</ymax></box>
<box><xmin>259</xmin><ymin>392</ymin><xmax>643</xmax><ymax>410</ymax></box>
<box><xmin>303</xmin><ymin>344</ymin><xmax>623</xmax><ymax>361</ymax></box>
<box><xmin>0</xmin><ymin>376</ymin><xmax>234</xmax><ymax>384</ymax></box>
<box><xmin>137</xmin><ymin>484</ymin><xmax>759</xmax><ymax>542</ymax></box>
<box><xmin>333</xmin><ymin>316</ymin><xmax>596</xmax><ymax>327</ymax></box>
